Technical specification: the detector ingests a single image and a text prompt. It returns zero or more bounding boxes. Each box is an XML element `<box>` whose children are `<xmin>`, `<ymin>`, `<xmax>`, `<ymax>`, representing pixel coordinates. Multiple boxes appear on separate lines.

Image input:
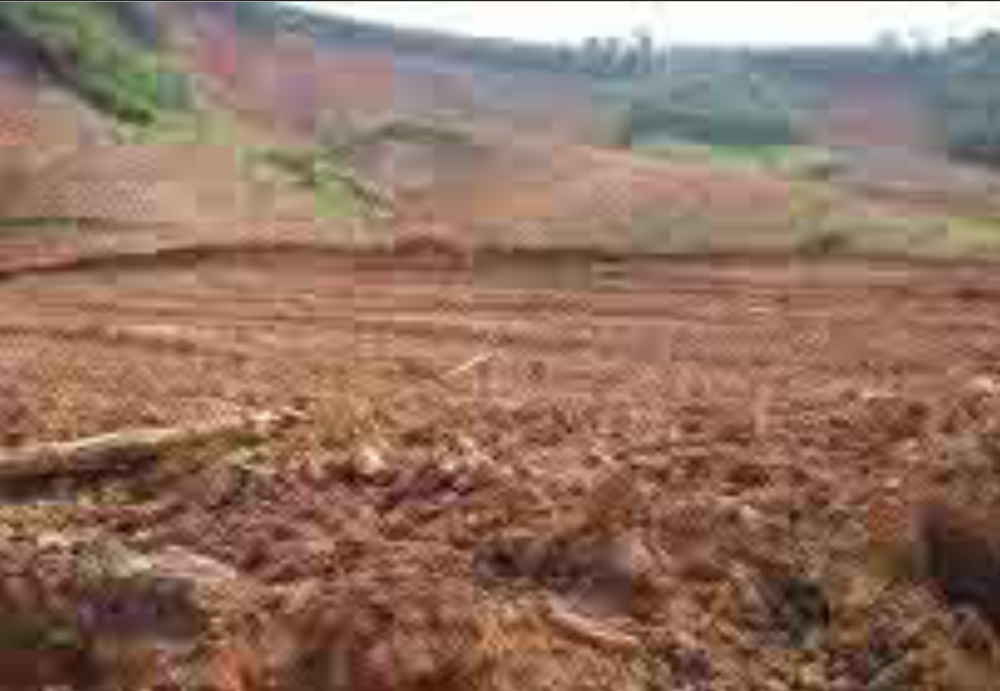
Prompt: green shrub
<box><xmin>619</xmin><ymin>71</ymin><xmax>804</xmax><ymax>149</ymax></box>
<box><xmin>0</xmin><ymin>2</ymin><xmax>189</xmax><ymax>124</ymax></box>
<box><xmin>251</xmin><ymin>148</ymin><xmax>367</xmax><ymax>219</ymax></box>
<box><xmin>255</xmin><ymin>149</ymin><xmax>325</xmax><ymax>188</ymax></box>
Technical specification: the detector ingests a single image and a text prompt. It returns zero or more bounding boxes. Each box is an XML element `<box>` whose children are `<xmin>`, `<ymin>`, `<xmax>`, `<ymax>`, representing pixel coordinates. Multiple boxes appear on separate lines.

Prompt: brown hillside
<box><xmin>7</xmin><ymin>145</ymin><xmax>320</xmax><ymax>228</ymax></box>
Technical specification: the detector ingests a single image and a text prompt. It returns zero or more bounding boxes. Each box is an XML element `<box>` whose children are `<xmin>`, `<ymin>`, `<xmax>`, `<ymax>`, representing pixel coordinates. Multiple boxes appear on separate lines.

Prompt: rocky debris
<box><xmin>378</xmin><ymin>454</ymin><xmax>492</xmax><ymax>518</ymax></box>
<box><xmin>474</xmin><ymin>470</ymin><xmax>661</xmax><ymax>618</ymax></box>
<box><xmin>476</xmin><ymin>526</ymin><xmax>661</xmax><ymax>619</ymax></box>
<box><xmin>829</xmin><ymin>390</ymin><xmax>933</xmax><ymax>453</ymax></box>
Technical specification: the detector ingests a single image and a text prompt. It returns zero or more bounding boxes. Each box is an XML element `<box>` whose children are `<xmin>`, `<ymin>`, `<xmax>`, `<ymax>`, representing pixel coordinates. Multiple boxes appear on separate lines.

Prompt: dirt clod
<box><xmin>919</xmin><ymin>501</ymin><xmax>1000</xmax><ymax>636</ymax></box>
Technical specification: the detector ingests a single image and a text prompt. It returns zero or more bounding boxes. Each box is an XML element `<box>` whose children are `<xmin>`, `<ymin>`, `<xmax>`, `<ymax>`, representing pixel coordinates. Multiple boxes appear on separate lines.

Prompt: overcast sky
<box><xmin>294</xmin><ymin>2</ymin><xmax>1000</xmax><ymax>47</ymax></box>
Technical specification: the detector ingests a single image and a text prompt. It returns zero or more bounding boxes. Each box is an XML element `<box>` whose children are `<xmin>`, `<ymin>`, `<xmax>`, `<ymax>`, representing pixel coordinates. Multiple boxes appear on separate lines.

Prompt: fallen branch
<box><xmin>542</xmin><ymin>599</ymin><xmax>643</xmax><ymax>655</ymax></box>
<box><xmin>0</xmin><ymin>411</ymin><xmax>300</xmax><ymax>482</ymax></box>
<box><xmin>441</xmin><ymin>353</ymin><xmax>496</xmax><ymax>382</ymax></box>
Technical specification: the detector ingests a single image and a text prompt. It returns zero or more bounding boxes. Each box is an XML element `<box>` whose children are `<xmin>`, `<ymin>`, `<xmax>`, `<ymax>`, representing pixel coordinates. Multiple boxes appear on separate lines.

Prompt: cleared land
<box><xmin>2</xmin><ymin>245</ymin><xmax>1000</xmax><ymax>688</ymax></box>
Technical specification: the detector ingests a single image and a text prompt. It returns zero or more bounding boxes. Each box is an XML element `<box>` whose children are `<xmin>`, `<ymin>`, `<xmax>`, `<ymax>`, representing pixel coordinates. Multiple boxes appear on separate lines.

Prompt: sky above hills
<box><xmin>295</xmin><ymin>2</ymin><xmax>1000</xmax><ymax>47</ymax></box>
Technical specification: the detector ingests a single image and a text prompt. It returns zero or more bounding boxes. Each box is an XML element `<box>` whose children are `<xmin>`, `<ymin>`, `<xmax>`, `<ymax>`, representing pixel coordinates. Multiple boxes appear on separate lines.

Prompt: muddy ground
<box><xmin>1</xmin><ymin>246</ymin><xmax>1000</xmax><ymax>689</ymax></box>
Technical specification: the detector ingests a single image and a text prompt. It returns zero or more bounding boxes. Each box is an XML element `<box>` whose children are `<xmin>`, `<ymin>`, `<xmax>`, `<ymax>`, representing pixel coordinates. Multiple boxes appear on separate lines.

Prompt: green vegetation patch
<box><xmin>0</xmin><ymin>2</ymin><xmax>189</xmax><ymax>125</ymax></box>
<box><xmin>116</xmin><ymin>108</ymin><xmax>248</xmax><ymax>149</ymax></box>
<box><xmin>634</xmin><ymin>136</ymin><xmax>842</xmax><ymax>180</ymax></box>
<box><xmin>618</xmin><ymin>70</ymin><xmax>805</xmax><ymax>149</ymax></box>
<box><xmin>251</xmin><ymin>148</ymin><xmax>368</xmax><ymax>220</ymax></box>
<box><xmin>341</xmin><ymin>119</ymin><xmax>480</xmax><ymax>157</ymax></box>
<box><xmin>941</xmin><ymin>215</ymin><xmax>1000</xmax><ymax>254</ymax></box>
<box><xmin>116</xmin><ymin>106</ymin><xmax>372</xmax><ymax>222</ymax></box>
<box><xmin>0</xmin><ymin>217</ymin><xmax>86</xmax><ymax>232</ymax></box>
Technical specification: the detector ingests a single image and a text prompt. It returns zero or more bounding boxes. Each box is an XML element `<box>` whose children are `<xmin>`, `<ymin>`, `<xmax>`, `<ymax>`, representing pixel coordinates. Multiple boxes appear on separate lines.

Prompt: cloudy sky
<box><xmin>295</xmin><ymin>2</ymin><xmax>1000</xmax><ymax>47</ymax></box>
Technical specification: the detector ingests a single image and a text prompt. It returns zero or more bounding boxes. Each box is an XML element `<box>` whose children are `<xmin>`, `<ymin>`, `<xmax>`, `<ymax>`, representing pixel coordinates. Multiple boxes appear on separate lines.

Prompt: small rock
<box><xmin>356</xmin><ymin>445</ymin><xmax>392</xmax><ymax>481</ymax></box>
<box><xmin>36</xmin><ymin>532</ymin><xmax>77</xmax><ymax>552</ymax></box>
<box><xmin>967</xmin><ymin>376</ymin><xmax>1000</xmax><ymax>398</ymax></box>
<box><xmin>884</xmin><ymin>477</ymin><xmax>903</xmax><ymax>493</ymax></box>
<box><xmin>798</xmin><ymin>664</ymin><xmax>827</xmax><ymax>690</ymax></box>
<box><xmin>737</xmin><ymin>504</ymin><xmax>766</xmax><ymax>529</ymax></box>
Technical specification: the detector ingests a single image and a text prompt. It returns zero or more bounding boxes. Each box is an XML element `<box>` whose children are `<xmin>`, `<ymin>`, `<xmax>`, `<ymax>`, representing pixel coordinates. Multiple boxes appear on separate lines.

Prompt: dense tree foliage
<box><xmin>618</xmin><ymin>69</ymin><xmax>805</xmax><ymax>148</ymax></box>
<box><xmin>0</xmin><ymin>2</ymin><xmax>189</xmax><ymax>124</ymax></box>
<box><xmin>935</xmin><ymin>32</ymin><xmax>1000</xmax><ymax>166</ymax></box>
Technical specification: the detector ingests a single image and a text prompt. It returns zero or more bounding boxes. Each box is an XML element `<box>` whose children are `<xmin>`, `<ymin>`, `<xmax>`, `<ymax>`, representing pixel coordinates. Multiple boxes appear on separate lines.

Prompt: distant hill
<box><xmin>0</xmin><ymin>2</ymin><xmax>998</xmax><ymax>257</ymax></box>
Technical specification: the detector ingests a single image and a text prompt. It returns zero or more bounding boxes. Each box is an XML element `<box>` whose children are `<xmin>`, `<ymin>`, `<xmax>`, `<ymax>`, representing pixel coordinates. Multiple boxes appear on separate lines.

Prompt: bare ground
<box><xmin>2</xmin><ymin>245</ymin><xmax>1000</xmax><ymax>688</ymax></box>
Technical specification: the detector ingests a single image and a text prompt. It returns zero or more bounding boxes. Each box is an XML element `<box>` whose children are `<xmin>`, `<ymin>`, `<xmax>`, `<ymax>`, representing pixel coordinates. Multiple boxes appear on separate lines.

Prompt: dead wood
<box><xmin>0</xmin><ymin>410</ymin><xmax>300</xmax><ymax>482</ymax></box>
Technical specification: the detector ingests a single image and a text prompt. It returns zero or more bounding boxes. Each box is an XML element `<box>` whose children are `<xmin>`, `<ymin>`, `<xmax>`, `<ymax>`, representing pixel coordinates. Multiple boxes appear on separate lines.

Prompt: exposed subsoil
<box><xmin>2</xmin><ymin>246</ymin><xmax>1000</xmax><ymax>689</ymax></box>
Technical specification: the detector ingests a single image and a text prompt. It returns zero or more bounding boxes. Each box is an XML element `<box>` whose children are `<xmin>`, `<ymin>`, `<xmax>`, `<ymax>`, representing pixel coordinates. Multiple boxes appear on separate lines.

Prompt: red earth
<box><xmin>1</xmin><ymin>244</ymin><xmax>1000</xmax><ymax>688</ymax></box>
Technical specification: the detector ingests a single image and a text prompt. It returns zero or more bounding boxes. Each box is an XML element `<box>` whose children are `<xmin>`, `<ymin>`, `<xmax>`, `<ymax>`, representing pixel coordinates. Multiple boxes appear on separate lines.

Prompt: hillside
<box><xmin>0</xmin><ymin>2</ymin><xmax>374</xmax><ymax>249</ymax></box>
<box><xmin>0</xmin><ymin>2</ymin><xmax>998</xmax><ymax>257</ymax></box>
<box><xmin>9</xmin><ymin>6</ymin><xmax>1000</xmax><ymax>691</ymax></box>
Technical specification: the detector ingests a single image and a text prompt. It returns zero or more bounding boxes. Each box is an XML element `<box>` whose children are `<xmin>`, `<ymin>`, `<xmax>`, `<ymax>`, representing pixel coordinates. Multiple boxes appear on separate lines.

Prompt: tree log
<box><xmin>0</xmin><ymin>411</ymin><xmax>298</xmax><ymax>482</ymax></box>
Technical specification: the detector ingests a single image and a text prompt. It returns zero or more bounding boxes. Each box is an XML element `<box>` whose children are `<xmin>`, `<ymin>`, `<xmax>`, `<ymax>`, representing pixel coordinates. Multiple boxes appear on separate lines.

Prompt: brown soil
<box><xmin>393</xmin><ymin>142</ymin><xmax>820</xmax><ymax>248</ymax></box>
<box><xmin>807</xmin><ymin>75</ymin><xmax>1000</xmax><ymax>220</ymax></box>
<box><xmin>2</xmin><ymin>244</ymin><xmax>1000</xmax><ymax>688</ymax></box>
<box><xmin>6</xmin><ymin>144</ymin><xmax>325</xmax><ymax>228</ymax></box>
<box><xmin>811</xmin><ymin>76</ymin><xmax>935</xmax><ymax>154</ymax></box>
